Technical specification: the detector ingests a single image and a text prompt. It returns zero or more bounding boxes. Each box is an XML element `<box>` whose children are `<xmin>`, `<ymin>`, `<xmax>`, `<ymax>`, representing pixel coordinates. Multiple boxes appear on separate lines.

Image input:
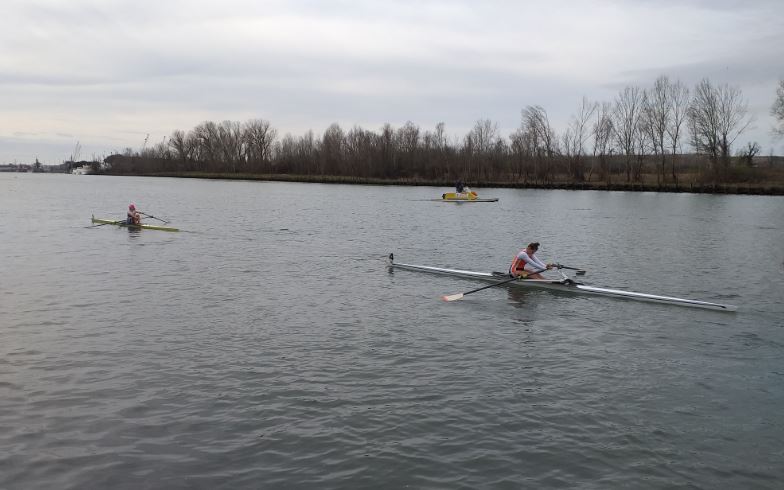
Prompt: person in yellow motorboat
<box><xmin>509</xmin><ymin>242</ymin><xmax>556</xmax><ymax>279</ymax></box>
<box><xmin>442</xmin><ymin>180</ymin><xmax>478</xmax><ymax>200</ymax></box>
<box><xmin>461</xmin><ymin>186</ymin><xmax>477</xmax><ymax>199</ymax></box>
<box><xmin>126</xmin><ymin>203</ymin><xmax>141</xmax><ymax>225</ymax></box>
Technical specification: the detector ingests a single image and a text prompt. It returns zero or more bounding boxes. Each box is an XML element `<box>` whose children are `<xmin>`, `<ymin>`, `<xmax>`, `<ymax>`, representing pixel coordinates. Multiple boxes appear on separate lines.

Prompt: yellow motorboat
<box><xmin>439</xmin><ymin>188</ymin><xmax>498</xmax><ymax>202</ymax></box>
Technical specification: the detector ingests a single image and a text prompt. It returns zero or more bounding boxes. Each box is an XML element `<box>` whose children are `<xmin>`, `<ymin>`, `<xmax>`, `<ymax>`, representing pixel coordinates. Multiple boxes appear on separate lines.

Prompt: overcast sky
<box><xmin>1</xmin><ymin>0</ymin><xmax>782</xmax><ymax>164</ymax></box>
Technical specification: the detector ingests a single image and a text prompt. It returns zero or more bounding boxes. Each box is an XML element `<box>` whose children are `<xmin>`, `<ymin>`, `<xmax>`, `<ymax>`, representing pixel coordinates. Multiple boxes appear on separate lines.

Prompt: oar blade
<box><xmin>442</xmin><ymin>293</ymin><xmax>464</xmax><ymax>302</ymax></box>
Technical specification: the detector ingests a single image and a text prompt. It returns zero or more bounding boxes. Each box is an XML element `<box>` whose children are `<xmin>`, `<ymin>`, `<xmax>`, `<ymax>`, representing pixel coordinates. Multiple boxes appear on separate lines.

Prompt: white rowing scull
<box><xmin>388</xmin><ymin>253</ymin><xmax>737</xmax><ymax>312</ymax></box>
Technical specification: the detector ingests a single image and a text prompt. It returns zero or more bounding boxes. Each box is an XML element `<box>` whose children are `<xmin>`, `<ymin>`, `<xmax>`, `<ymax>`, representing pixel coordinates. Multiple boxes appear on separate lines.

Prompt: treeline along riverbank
<box><xmin>92</xmin><ymin>75</ymin><xmax>784</xmax><ymax>195</ymax></box>
<box><xmin>101</xmin><ymin>159</ymin><xmax>784</xmax><ymax>196</ymax></box>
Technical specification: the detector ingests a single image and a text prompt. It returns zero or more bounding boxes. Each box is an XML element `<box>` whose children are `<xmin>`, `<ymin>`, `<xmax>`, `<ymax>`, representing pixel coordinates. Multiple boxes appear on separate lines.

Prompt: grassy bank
<box><xmin>140</xmin><ymin>171</ymin><xmax>784</xmax><ymax>196</ymax></box>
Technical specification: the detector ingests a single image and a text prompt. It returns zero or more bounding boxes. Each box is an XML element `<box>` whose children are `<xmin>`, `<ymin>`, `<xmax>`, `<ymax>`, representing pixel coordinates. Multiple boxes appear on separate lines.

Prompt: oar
<box><xmin>139</xmin><ymin>212</ymin><xmax>168</xmax><ymax>224</ymax></box>
<box><xmin>555</xmin><ymin>263</ymin><xmax>586</xmax><ymax>275</ymax></box>
<box><xmin>442</xmin><ymin>268</ymin><xmax>548</xmax><ymax>302</ymax></box>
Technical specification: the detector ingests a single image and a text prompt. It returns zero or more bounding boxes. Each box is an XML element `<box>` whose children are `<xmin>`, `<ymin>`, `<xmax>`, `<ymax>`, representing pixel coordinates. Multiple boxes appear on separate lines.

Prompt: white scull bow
<box><xmin>388</xmin><ymin>253</ymin><xmax>737</xmax><ymax>312</ymax></box>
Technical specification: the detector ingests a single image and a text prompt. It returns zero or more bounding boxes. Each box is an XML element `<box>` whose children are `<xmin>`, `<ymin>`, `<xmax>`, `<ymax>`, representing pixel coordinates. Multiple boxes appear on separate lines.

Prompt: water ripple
<box><xmin>1</xmin><ymin>175</ymin><xmax>783</xmax><ymax>489</ymax></box>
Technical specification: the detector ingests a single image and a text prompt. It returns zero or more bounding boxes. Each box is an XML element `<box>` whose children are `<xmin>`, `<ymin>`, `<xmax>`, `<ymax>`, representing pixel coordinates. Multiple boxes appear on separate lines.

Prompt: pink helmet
<box><xmin>129</xmin><ymin>203</ymin><xmax>136</xmax><ymax>210</ymax></box>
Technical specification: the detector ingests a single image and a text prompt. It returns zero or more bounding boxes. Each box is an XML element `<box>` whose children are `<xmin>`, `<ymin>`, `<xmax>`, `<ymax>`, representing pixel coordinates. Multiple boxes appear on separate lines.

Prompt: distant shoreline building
<box><xmin>0</xmin><ymin>164</ymin><xmax>32</xmax><ymax>172</ymax></box>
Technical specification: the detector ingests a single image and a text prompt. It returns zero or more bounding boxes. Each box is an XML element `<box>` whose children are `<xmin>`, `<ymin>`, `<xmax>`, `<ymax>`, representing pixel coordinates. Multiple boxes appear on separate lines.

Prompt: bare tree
<box><xmin>666</xmin><ymin>80</ymin><xmax>689</xmax><ymax>183</ymax></box>
<box><xmin>192</xmin><ymin>121</ymin><xmax>220</xmax><ymax>170</ymax></box>
<box><xmin>396</xmin><ymin>121</ymin><xmax>421</xmax><ymax>178</ymax></box>
<box><xmin>771</xmin><ymin>79</ymin><xmax>784</xmax><ymax>137</ymax></box>
<box><xmin>434</xmin><ymin>122</ymin><xmax>447</xmax><ymax>149</ymax></box>
<box><xmin>461</xmin><ymin>131</ymin><xmax>475</xmax><ymax>181</ymax></box>
<box><xmin>521</xmin><ymin>106</ymin><xmax>557</xmax><ymax>182</ymax></box>
<box><xmin>378</xmin><ymin>123</ymin><xmax>396</xmax><ymax>178</ymax></box>
<box><xmin>275</xmin><ymin>133</ymin><xmax>297</xmax><ymax>174</ymax></box>
<box><xmin>169</xmin><ymin>130</ymin><xmax>188</xmax><ymax>162</ymax></box>
<box><xmin>147</xmin><ymin>139</ymin><xmax>170</xmax><ymax>161</ymax></box>
<box><xmin>644</xmin><ymin>76</ymin><xmax>673</xmax><ymax>184</ymax></box>
<box><xmin>422</xmin><ymin>122</ymin><xmax>450</xmax><ymax>179</ymax></box>
<box><xmin>469</xmin><ymin>119</ymin><xmax>499</xmax><ymax>154</ymax></box>
<box><xmin>490</xmin><ymin>138</ymin><xmax>510</xmax><ymax>181</ymax></box>
<box><xmin>467</xmin><ymin>119</ymin><xmax>500</xmax><ymax>181</ymax></box>
<box><xmin>716</xmin><ymin>84</ymin><xmax>751</xmax><ymax>163</ymax></box>
<box><xmin>320</xmin><ymin>123</ymin><xmax>345</xmax><ymax>175</ymax></box>
<box><xmin>563</xmin><ymin>97</ymin><xmax>596</xmax><ymax>181</ymax></box>
<box><xmin>635</xmin><ymin>101</ymin><xmax>652</xmax><ymax>181</ymax></box>
<box><xmin>243</xmin><ymin>119</ymin><xmax>277</xmax><ymax>173</ymax></box>
<box><xmin>612</xmin><ymin>85</ymin><xmax>644</xmax><ymax>181</ymax></box>
<box><xmin>509</xmin><ymin>127</ymin><xmax>533</xmax><ymax>182</ymax></box>
<box><xmin>689</xmin><ymin>79</ymin><xmax>719</xmax><ymax>161</ymax></box>
<box><xmin>169</xmin><ymin>129</ymin><xmax>198</xmax><ymax>169</ymax></box>
<box><xmin>736</xmin><ymin>141</ymin><xmax>760</xmax><ymax>167</ymax></box>
<box><xmin>591</xmin><ymin>102</ymin><xmax>614</xmax><ymax>182</ymax></box>
<box><xmin>688</xmin><ymin>78</ymin><xmax>751</xmax><ymax>177</ymax></box>
<box><xmin>345</xmin><ymin>125</ymin><xmax>376</xmax><ymax>177</ymax></box>
<box><xmin>217</xmin><ymin>121</ymin><xmax>243</xmax><ymax>173</ymax></box>
<box><xmin>296</xmin><ymin>130</ymin><xmax>317</xmax><ymax>175</ymax></box>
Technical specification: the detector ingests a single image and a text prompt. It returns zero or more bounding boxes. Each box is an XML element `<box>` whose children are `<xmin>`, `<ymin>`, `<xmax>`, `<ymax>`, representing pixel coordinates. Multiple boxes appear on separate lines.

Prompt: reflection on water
<box><xmin>506</xmin><ymin>286</ymin><xmax>537</xmax><ymax>308</ymax></box>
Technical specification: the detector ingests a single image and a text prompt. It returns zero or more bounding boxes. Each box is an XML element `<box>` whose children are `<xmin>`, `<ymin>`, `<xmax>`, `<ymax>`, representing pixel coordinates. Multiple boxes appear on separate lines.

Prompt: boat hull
<box><xmin>438</xmin><ymin>198</ymin><xmax>499</xmax><ymax>202</ymax></box>
<box><xmin>388</xmin><ymin>255</ymin><xmax>736</xmax><ymax>312</ymax></box>
<box><xmin>91</xmin><ymin>217</ymin><xmax>179</xmax><ymax>232</ymax></box>
<box><xmin>439</xmin><ymin>191</ymin><xmax>498</xmax><ymax>202</ymax></box>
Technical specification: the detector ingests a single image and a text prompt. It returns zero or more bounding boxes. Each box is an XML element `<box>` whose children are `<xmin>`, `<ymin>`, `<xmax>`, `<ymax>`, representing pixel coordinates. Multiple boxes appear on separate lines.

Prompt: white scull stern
<box><xmin>387</xmin><ymin>253</ymin><xmax>737</xmax><ymax>312</ymax></box>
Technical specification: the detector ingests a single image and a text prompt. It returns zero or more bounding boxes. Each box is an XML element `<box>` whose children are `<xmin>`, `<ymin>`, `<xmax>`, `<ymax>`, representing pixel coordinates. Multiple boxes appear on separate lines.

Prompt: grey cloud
<box><xmin>625</xmin><ymin>0</ymin><xmax>782</xmax><ymax>10</ymax></box>
<box><xmin>2</xmin><ymin>0</ymin><xmax>783</xmax><ymax>163</ymax></box>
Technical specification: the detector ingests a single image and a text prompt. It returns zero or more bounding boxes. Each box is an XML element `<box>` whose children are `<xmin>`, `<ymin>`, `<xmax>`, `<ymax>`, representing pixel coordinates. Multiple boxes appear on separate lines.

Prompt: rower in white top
<box><xmin>509</xmin><ymin>242</ymin><xmax>556</xmax><ymax>279</ymax></box>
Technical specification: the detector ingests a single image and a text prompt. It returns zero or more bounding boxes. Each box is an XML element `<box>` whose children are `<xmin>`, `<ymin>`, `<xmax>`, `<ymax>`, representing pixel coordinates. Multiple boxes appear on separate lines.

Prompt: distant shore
<box><xmin>135</xmin><ymin>171</ymin><xmax>784</xmax><ymax>196</ymax></box>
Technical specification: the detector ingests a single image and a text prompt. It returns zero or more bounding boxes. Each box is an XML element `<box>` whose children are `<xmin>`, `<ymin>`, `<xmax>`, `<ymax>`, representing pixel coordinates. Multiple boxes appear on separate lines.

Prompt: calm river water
<box><xmin>1</xmin><ymin>173</ymin><xmax>783</xmax><ymax>489</ymax></box>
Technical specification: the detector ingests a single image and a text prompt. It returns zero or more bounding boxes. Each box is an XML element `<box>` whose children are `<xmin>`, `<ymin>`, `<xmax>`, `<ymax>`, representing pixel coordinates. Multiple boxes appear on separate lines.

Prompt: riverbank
<box><xmin>135</xmin><ymin>171</ymin><xmax>784</xmax><ymax>196</ymax></box>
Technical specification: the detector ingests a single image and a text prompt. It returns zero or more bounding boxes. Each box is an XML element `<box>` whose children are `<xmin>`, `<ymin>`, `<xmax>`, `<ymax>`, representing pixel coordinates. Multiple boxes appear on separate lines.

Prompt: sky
<box><xmin>1</xmin><ymin>0</ymin><xmax>783</xmax><ymax>164</ymax></box>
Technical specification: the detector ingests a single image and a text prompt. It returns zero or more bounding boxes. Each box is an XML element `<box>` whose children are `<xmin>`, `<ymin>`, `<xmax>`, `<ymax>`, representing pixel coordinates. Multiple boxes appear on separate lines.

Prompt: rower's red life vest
<box><xmin>509</xmin><ymin>250</ymin><xmax>529</xmax><ymax>275</ymax></box>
